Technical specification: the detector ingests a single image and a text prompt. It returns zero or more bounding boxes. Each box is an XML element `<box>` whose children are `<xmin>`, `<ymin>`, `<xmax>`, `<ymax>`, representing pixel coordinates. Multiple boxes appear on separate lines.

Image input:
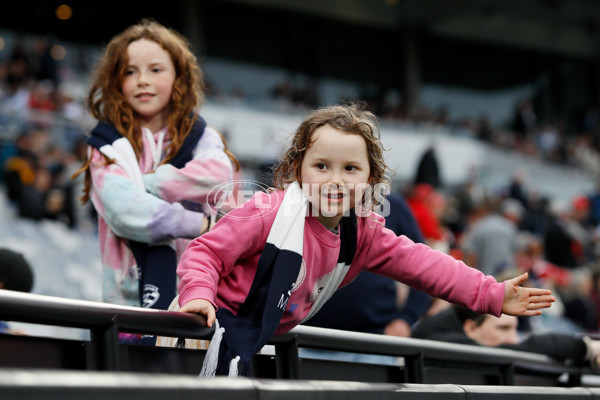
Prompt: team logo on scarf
<box><xmin>142</xmin><ymin>284</ymin><xmax>160</xmax><ymax>308</ymax></box>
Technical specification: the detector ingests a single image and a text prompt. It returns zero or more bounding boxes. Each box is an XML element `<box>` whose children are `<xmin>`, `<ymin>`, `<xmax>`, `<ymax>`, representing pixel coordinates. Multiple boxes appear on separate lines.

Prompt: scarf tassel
<box><xmin>228</xmin><ymin>355</ymin><xmax>241</xmax><ymax>377</ymax></box>
<box><xmin>199</xmin><ymin>320</ymin><xmax>225</xmax><ymax>377</ymax></box>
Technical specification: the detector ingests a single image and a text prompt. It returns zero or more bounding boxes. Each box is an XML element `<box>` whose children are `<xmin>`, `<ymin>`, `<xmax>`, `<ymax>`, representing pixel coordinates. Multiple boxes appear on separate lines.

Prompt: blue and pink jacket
<box><xmin>88</xmin><ymin>121</ymin><xmax>233</xmax><ymax>306</ymax></box>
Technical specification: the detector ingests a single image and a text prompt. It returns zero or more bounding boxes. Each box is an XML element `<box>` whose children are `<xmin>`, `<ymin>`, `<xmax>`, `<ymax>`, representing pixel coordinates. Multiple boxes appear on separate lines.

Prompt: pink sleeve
<box><xmin>176</xmin><ymin>192</ymin><xmax>273</xmax><ymax>308</ymax></box>
<box><xmin>356</xmin><ymin>214</ymin><xmax>505</xmax><ymax>317</ymax></box>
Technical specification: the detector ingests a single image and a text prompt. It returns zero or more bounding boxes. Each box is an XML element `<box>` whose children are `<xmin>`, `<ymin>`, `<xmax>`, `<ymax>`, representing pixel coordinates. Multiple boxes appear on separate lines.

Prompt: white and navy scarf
<box><xmin>201</xmin><ymin>181</ymin><xmax>357</xmax><ymax>377</ymax></box>
<box><xmin>87</xmin><ymin>117</ymin><xmax>206</xmax><ymax>311</ymax></box>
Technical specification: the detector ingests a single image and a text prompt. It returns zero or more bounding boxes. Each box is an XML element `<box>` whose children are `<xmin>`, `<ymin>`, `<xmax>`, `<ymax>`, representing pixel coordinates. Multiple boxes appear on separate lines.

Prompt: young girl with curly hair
<box><xmin>174</xmin><ymin>103</ymin><xmax>554</xmax><ymax>376</ymax></box>
<box><xmin>73</xmin><ymin>20</ymin><xmax>238</xmax><ymax>315</ymax></box>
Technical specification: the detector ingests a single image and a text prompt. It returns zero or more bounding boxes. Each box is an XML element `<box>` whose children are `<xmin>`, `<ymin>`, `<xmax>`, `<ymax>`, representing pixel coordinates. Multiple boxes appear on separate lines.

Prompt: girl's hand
<box><xmin>200</xmin><ymin>217</ymin><xmax>210</xmax><ymax>235</ymax></box>
<box><xmin>501</xmin><ymin>272</ymin><xmax>555</xmax><ymax>316</ymax></box>
<box><xmin>179</xmin><ymin>299</ymin><xmax>216</xmax><ymax>327</ymax></box>
<box><xmin>200</xmin><ymin>214</ymin><xmax>218</xmax><ymax>235</ymax></box>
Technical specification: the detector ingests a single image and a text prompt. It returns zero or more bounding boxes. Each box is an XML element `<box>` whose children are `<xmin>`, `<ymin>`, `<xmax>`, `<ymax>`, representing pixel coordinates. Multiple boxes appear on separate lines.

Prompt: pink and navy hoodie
<box><xmin>88</xmin><ymin>119</ymin><xmax>233</xmax><ymax>307</ymax></box>
<box><xmin>177</xmin><ymin>189</ymin><xmax>506</xmax><ymax>337</ymax></box>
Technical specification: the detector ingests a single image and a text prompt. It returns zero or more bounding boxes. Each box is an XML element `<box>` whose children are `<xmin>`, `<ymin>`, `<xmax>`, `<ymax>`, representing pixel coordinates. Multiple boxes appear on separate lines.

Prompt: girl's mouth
<box><xmin>135</xmin><ymin>93</ymin><xmax>154</xmax><ymax>99</ymax></box>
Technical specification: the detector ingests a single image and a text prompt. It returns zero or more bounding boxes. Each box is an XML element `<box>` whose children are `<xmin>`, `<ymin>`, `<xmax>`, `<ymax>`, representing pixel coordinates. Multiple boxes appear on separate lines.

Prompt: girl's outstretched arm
<box><xmin>501</xmin><ymin>272</ymin><xmax>555</xmax><ymax>316</ymax></box>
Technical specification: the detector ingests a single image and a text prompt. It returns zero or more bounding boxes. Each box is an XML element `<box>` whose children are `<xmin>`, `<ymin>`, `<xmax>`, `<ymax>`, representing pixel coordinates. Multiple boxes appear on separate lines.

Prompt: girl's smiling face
<box><xmin>121</xmin><ymin>38</ymin><xmax>176</xmax><ymax>133</ymax></box>
<box><xmin>300</xmin><ymin>124</ymin><xmax>371</xmax><ymax>230</ymax></box>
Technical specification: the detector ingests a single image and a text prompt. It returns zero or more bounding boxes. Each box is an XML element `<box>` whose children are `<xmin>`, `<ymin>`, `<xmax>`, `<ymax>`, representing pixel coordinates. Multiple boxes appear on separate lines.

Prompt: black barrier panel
<box><xmin>272</xmin><ymin>325</ymin><xmax>588</xmax><ymax>386</ymax></box>
<box><xmin>0</xmin><ymin>334</ymin><xmax>87</xmax><ymax>370</ymax></box>
<box><xmin>460</xmin><ymin>385</ymin><xmax>592</xmax><ymax>399</ymax></box>
<box><xmin>297</xmin><ymin>357</ymin><xmax>405</xmax><ymax>383</ymax></box>
<box><xmin>3</xmin><ymin>370</ymin><xmax>600</xmax><ymax>400</ymax></box>
<box><xmin>0</xmin><ymin>371</ymin><xmax>467</xmax><ymax>400</ymax></box>
<box><xmin>589</xmin><ymin>387</ymin><xmax>600</xmax><ymax>400</ymax></box>
<box><xmin>0</xmin><ymin>371</ymin><xmax>259</xmax><ymax>400</ymax></box>
<box><xmin>254</xmin><ymin>380</ymin><xmax>465</xmax><ymax>400</ymax></box>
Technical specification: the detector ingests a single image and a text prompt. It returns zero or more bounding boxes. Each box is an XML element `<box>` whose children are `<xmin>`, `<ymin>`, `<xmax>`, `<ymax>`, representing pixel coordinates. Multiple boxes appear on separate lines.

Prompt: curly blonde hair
<box><xmin>272</xmin><ymin>103</ymin><xmax>392</xmax><ymax>202</ymax></box>
<box><xmin>74</xmin><ymin>19</ymin><xmax>238</xmax><ymax>203</ymax></box>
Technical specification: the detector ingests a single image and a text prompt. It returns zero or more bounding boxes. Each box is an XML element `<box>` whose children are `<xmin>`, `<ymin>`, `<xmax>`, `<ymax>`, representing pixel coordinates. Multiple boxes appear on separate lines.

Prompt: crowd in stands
<box><xmin>1</xmin><ymin>34</ymin><xmax>600</xmax><ymax>346</ymax></box>
<box><xmin>262</xmin><ymin>79</ymin><xmax>600</xmax><ymax>176</ymax></box>
<box><xmin>0</xmin><ymin>35</ymin><xmax>93</xmax><ymax>231</ymax></box>
<box><xmin>401</xmin><ymin>147</ymin><xmax>600</xmax><ymax>337</ymax></box>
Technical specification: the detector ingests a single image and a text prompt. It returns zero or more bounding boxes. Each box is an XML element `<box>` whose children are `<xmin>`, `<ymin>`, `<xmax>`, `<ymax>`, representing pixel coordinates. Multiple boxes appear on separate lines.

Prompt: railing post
<box><xmin>566</xmin><ymin>371</ymin><xmax>582</xmax><ymax>387</ymax></box>
<box><xmin>403</xmin><ymin>353</ymin><xmax>424</xmax><ymax>383</ymax></box>
<box><xmin>500</xmin><ymin>363</ymin><xmax>515</xmax><ymax>385</ymax></box>
<box><xmin>90</xmin><ymin>322</ymin><xmax>120</xmax><ymax>371</ymax></box>
<box><xmin>275</xmin><ymin>336</ymin><xmax>300</xmax><ymax>379</ymax></box>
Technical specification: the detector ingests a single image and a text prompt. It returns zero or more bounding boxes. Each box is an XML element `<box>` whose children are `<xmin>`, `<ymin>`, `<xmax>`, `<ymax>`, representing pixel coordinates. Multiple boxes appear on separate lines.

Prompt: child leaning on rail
<box><xmin>174</xmin><ymin>103</ymin><xmax>555</xmax><ymax>377</ymax></box>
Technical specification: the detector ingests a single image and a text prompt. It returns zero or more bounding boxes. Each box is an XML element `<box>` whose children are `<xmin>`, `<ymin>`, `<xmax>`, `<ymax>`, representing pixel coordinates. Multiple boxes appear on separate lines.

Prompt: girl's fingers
<box><xmin>527</xmin><ymin>288</ymin><xmax>554</xmax><ymax>296</ymax></box>
<box><xmin>527</xmin><ymin>301</ymin><xmax>554</xmax><ymax>310</ymax></box>
<box><xmin>529</xmin><ymin>294</ymin><xmax>555</xmax><ymax>303</ymax></box>
<box><xmin>509</xmin><ymin>272</ymin><xmax>529</xmax><ymax>286</ymax></box>
<box><xmin>522</xmin><ymin>309</ymin><xmax>544</xmax><ymax>317</ymax></box>
<box><xmin>206</xmin><ymin>311</ymin><xmax>216</xmax><ymax>328</ymax></box>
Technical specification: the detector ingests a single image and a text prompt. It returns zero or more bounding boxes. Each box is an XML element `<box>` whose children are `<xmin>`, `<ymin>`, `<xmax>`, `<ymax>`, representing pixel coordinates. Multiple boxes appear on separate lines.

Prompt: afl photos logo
<box><xmin>206</xmin><ymin>180</ymin><xmax>279</xmax><ymax>219</ymax></box>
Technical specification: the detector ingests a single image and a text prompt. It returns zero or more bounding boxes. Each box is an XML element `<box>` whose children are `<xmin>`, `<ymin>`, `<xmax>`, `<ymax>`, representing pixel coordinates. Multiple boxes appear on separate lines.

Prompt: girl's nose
<box><xmin>329</xmin><ymin>171</ymin><xmax>343</xmax><ymax>186</ymax></box>
<box><xmin>137</xmin><ymin>71</ymin><xmax>149</xmax><ymax>86</ymax></box>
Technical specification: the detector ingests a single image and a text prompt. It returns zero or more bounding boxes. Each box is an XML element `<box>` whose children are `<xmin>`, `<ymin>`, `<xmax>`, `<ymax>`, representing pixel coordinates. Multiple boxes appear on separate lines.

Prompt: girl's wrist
<box><xmin>201</xmin><ymin>213</ymin><xmax>217</xmax><ymax>235</ymax></box>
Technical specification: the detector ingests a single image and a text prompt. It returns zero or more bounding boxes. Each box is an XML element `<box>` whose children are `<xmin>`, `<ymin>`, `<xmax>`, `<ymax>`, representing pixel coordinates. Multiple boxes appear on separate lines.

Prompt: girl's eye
<box><xmin>345</xmin><ymin>165</ymin><xmax>356</xmax><ymax>171</ymax></box>
<box><xmin>317</xmin><ymin>163</ymin><xmax>327</xmax><ymax>170</ymax></box>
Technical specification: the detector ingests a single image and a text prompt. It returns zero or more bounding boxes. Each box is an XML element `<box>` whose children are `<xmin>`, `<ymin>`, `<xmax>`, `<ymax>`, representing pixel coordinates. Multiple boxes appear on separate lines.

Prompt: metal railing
<box><xmin>0</xmin><ymin>290</ymin><xmax>213</xmax><ymax>370</ymax></box>
<box><xmin>1</xmin><ymin>370</ymin><xmax>599</xmax><ymax>400</ymax></box>
<box><xmin>0</xmin><ymin>289</ymin><xmax>593</xmax><ymax>386</ymax></box>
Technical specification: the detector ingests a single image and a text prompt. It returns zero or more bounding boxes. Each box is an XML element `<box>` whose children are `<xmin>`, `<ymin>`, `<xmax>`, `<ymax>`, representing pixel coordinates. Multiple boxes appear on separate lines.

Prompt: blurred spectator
<box><xmin>589</xmin><ymin>269</ymin><xmax>600</xmax><ymax>332</ymax></box>
<box><xmin>412</xmin><ymin>304</ymin><xmax>600</xmax><ymax>370</ymax></box>
<box><xmin>536</xmin><ymin>122</ymin><xmax>561</xmax><ymax>160</ymax></box>
<box><xmin>271</xmin><ymin>79</ymin><xmax>317</xmax><ymax>111</ymax></box>
<box><xmin>0</xmin><ymin>247</ymin><xmax>34</xmax><ymax>334</ymax></box>
<box><xmin>475</xmin><ymin>114</ymin><xmax>493</xmax><ymax>143</ymax></box>
<box><xmin>28</xmin><ymin>80</ymin><xmax>57</xmax><ymax>113</ymax></box>
<box><xmin>573</xmin><ymin>134</ymin><xmax>600</xmax><ymax>175</ymax></box>
<box><xmin>31</xmin><ymin>36</ymin><xmax>59</xmax><ymax>86</ymax></box>
<box><xmin>512</xmin><ymin>98</ymin><xmax>537</xmax><ymax>142</ymax></box>
<box><xmin>405</xmin><ymin>183</ymin><xmax>449</xmax><ymax>252</ymax></box>
<box><xmin>414</xmin><ymin>145</ymin><xmax>441</xmax><ymax>189</ymax></box>
<box><xmin>544</xmin><ymin>199</ymin><xmax>581</xmax><ymax>269</ymax></box>
<box><xmin>15</xmin><ymin>165</ymin><xmax>69</xmax><ymax>224</ymax></box>
<box><xmin>570</xmin><ymin>195</ymin><xmax>597</xmax><ymax>260</ymax></box>
<box><xmin>588</xmin><ymin>179</ymin><xmax>600</xmax><ymax>227</ymax></box>
<box><xmin>3</xmin><ymin>132</ymin><xmax>38</xmax><ymax>202</ymax></box>
<box><xmin>461</xmin><ymin>197</ymin><xmax>524</xmax><ymax>276</ymax></box>
<box><xmin>507</xmin><ymin>168</ymin><xmax>529</xmax><ymax>211</ymax></box>
<box><xmin>545</xmin><ymin>195</ymin><xmax>597</xmax><ymax>268</ymax></box>
<box><xmin>516</xmin><ymin>234</ymin><xmax>571</xmax><ymax>289</ymax></box>
<box><xmin>445</xmin><ymin>168</ymin><xmax>485</xmax><ymax>238</ymax></box>
<box><xmin>271</xmin><ymin>79</ymin><xmax>293</xmax><ymax>102</ymax></box>
<box><xmin>0</xmin><ymin>248</ymin><xmax>34</xmax><ymax>293</ymax></box>
<box><xmin>558</xmin><ymin>267</ymin><xmax>598</xmax><ymax>332</ymax></box>
<box><xmin>519</xmin><ymin>190</ymin><xmax>550</xmax><ymax>235</ymax></box>
<box><xmin>3</xmin><ymin>125</ymin><xmax>73</xmax><ymax>226</ymax></box>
